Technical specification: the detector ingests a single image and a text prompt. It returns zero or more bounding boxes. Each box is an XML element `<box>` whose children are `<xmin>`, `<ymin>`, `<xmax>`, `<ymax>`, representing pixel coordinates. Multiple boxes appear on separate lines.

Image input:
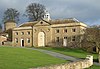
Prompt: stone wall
<box><xmin>3</xmin><ymin>41</ymin><xmax>12</xmax><ymax>46</ymax></box>
<box><xmin>0</xmin><ymin>36</ymin><xmax>7</xmax><ymax>45</ymax></box>
<box><xmin>30</xmin><ymin>55</ymin><xmax>93</xmax><ymax>69</ymax></box>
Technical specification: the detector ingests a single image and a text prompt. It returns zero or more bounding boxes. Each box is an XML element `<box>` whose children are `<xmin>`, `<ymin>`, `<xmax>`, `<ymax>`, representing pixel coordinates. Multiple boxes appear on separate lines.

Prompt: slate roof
<box><xmin>19</xmin><ymin>18</ymin><xmax>80</xmax><ymax>27</ymax></box>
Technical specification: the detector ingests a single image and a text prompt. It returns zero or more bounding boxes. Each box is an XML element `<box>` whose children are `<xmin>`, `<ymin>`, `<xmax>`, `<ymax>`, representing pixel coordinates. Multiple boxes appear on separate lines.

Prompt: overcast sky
<box><xmin>0</xmin><ymin>0</ymin><xmax>100</xmax><ymax>26</ymax></box>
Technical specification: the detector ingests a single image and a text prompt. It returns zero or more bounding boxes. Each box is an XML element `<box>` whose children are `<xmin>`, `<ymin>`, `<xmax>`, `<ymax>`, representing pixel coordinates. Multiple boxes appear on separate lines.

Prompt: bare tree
<box><xmin>82</xmin><ymin>26</ymin><xmax>100</xmax><ymax>63</ymax></box>
<box><xmin>3</xmin><ymin>8</ymin><xmax>20</xmax><ymax>23</ymax></box>
<box><xmin>25</xmin><ymin>3</ymin><xmax>46</xmax><ymax>21</ymax></box>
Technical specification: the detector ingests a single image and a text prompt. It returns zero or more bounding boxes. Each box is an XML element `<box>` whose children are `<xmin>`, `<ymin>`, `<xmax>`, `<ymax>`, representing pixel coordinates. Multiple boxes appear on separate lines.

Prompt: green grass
<box><xmin>87</xmin><ymin>65</ymin><xmax>100</xmax><ymax>69</ymax></box>
<box><xmin>37</xmin><ymin>47</ymin><xmax>98</xmax><ymax>59</ymax></box>
<box><xmin>36</xmin><ymin>47</ymin><xmax>100</xmax><ymax>69</ymax></box>
<box><xmin>0</xmin><ymin>46</ymin><xmax>66</xmax><ymax>69</ymax></box>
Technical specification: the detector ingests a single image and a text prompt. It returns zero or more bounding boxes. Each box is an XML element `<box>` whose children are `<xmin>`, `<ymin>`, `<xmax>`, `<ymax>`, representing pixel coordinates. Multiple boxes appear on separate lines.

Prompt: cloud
<box><xmin>0</xmin><ymin>0</ymin><xmax>100</xmax><ymax>25</ymax></box>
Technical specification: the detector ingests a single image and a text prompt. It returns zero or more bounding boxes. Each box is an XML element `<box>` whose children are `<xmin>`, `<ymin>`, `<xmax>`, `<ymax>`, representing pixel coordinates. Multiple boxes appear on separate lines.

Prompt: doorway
<box><xmin>38</xmin><ymin>32</ymin><xmax>45</xmax><ymax>47</ymax></box>
<box><xmin>21</xmin><ymin>39</ymin><xmax>24</xmax><ymax>47</ymax></box>
<box><xmin>63</xmin><ymin>37</ymin><xmax>67</xmax><ymax>47</ymax></box>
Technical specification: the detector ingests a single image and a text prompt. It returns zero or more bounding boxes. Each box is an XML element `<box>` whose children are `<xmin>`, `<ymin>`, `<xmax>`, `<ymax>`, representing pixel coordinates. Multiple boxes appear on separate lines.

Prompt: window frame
<box><xmin>71</xmin><ymin>36</ymin><xmax>76</xmax><ymax>41</ymax></box>
<box><xmin>27</xmin><ymin>38</ymin><xmax>30</xmax><ymax>43</ymax></box>
<box><xmin>27</xmin><ymin>31</ymin><xmax>30</xmax><ymax>35</ymax></box>
<box><xmin>64</xmin><ymin>29</ymin><xmax>67</xmax><ymax>33</ymax></box>
<box><xmin>56</xmin><ymin>37</ymin><xmax>60</xmax><ymax>42</ymax></box>
<box><xmin>15</xmin><ymin>32</ymin><xmax>18</xmax><ymax>35</ymax></box>
<box><xmin>15</xmin><ymin>38</ymin><xmax>18</xmax><ymax>43</ymax></box>
<box><xmin>72</xmin><ymin>28</ymin><xmax>76</xmax><ymax>32</ymax></box>
<box><xmin>21</xmin><ymin>32</ymin><xmax>24</xmax><ymax>35</ymax></box>
<box><xmin>56</xmin><ymin>29</ymin><xmax>59</xmax><ymax>33</ymax></box>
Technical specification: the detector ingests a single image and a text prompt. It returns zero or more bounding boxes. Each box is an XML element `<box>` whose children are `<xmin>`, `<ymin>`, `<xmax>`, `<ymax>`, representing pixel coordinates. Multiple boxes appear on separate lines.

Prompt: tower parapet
<box><xmin>4</xmin><ymin>21</ymin><xmax>16</xmax><ymax>31</ymax></box>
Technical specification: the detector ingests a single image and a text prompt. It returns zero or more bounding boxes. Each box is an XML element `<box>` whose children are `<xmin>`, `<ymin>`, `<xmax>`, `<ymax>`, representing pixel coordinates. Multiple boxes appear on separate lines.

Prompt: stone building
<box><xmin>0</xmin><ymin>32</ymin><xmax>7</xmax><ymax>45</ymax></box>
<box><xmin>12</xmin><ymin>11</ymin><xmax>87</xmax><ymax>47</ymax></box>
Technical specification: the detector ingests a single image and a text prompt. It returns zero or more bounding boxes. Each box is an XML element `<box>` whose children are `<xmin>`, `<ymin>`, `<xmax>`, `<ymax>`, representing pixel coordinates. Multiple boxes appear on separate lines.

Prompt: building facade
<box><xmin>12</xmin><ymin>18</ymin><xmax>87</xmax><ymax>47</ymax></box>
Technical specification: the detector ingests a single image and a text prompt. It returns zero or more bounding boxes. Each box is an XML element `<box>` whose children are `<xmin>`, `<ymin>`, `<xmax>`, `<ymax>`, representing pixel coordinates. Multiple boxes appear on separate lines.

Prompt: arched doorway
<box><xmin>63</xmin><ymin>37</ymin><xmax>67</xmax><ymax>47</ymax></box>
<box><xmin>38</xmin><ymin>32</ymin><xmax>45</xmax><ymax>47</ymax></box>
<box><xmin>21</xmin><ymin>39</ymin><xmax>24</xmax><ymax>47</ymax></box>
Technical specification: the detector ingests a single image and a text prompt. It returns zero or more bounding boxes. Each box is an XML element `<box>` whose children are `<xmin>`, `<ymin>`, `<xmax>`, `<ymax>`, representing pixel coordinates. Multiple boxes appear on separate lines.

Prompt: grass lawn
<box><xmin>36</xmin><ymin>47</ymin><xmax>100</xmax><ymax>69</ymax></box>
<box><xmin>37</xmin><ymin>47</ymin><xmax>98</xmax><ymax>59</ymax></box>
<box><xmin>0</xmin><ymin>46</ymin><xmax>66</xmax><ymax>69</ymax></box>
<box><xmin>87</xmin><ymin>65</ymin><xmax>100</xmax><ymax>69</ymax></box>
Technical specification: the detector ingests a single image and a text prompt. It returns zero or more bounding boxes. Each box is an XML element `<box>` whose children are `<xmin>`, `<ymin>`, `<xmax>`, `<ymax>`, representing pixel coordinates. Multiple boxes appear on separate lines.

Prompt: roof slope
<box><xmin>19</xmin><ymin>18</ymin><xmax>81</xmax><ymax>27</ymax></box>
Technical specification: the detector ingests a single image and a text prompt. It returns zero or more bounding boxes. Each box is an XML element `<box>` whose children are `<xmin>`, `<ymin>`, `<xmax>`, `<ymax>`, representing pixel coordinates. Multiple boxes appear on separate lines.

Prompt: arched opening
<box><xmin>38</xmin><ymin>32</ymin><xmax>45</xmax><ymax>47</ymax></box>
<box><xmin>21</xmin><ymin>39</ymin><xmax>24</xmax><ymax>47</ymax></box>
<box><xmin>63</xmin><ymin>37</ymin><xmax>67</xmax><ymax>47</ymax></box>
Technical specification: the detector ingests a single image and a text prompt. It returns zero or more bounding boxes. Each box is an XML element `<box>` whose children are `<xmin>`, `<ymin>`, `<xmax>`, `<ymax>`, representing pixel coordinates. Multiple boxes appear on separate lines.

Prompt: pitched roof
<box><xmin>19</xmin><ymin>18</ymin><xmax>81</xmax><ymax>27</ymax></box>
<box><xmin>50</xmin><ymin>18</ymin><xmax>80</xmax><ymax>24</ymax></box>
<box><xmin>19</xmin><ymin>21</ymin><xmax>38</xmax><ymax>27</ymax></box>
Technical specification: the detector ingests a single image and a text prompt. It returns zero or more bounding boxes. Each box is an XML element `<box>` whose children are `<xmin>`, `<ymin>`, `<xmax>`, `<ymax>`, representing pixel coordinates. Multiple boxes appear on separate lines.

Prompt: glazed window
<box><xmin>27</xmin><ymin>31</ymin><xmax>30</xmax><ymax>35</ymax></box>
<box><xmin>56</xmin><ymin>37</ymin><xmax>59</xmax><ymax>42</ymax></box>
<box><xmin>56</xmin><ymin>29</ymin><xmax>59</xmax><ymax>33</ymax></box>
<box><xmin>64</xmin><ymin>37</ymin><xmax>67</xmax><ymax>39</ymax></box>
<box><xmin>15</xmin><ymin>32</ymin><xmax>18</xmax><ymax>35</ymax></box>
<box><xmin>15</xmin><ymin>38</ymin><xmax>18</xmax><ymax>43</ymax></box>
<box><xmin>21</xmin><ymin>32</ymin><xmax>24</xmax><ymax>35</ymax></box>
<box><xmin>72</xmin><ymin>36</ymin><xmax>76</xmax><ymax>41</ymax></box>
<box><xmin>27</xmin><ymin>38</ymin><xmax>30</xmax><ymax>43</ymax></box>
<box><xmin>64</xmin><ymin>29</ymin><xmax>67</xmax><ymax>33</ymax></box>
<box><xmin>72</xmin><ymin>28</ymin><xmax>76</xmax><ymax>32</ymax></box>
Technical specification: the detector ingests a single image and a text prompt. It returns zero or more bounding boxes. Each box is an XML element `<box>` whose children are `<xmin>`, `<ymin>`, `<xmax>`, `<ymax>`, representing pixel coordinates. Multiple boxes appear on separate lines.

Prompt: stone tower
<box><xmin>4</xmin><ymin>21</ymin><xmax>16</xmax><ymax>31</ymax></box>
<box><xmin>43</xmin><ymin>10</ymin><xmax>51</xmax><ymax>21</ymax></box>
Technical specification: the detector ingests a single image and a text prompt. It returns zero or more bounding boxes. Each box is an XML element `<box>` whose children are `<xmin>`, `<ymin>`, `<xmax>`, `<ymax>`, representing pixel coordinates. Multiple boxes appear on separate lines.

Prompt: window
<box><xmin>15</xmin><ymin>38</ymin><xmax>18</xmax><ymax>43</ymax></box>
<box><xmin>64</xmin><ymin>29</ymin><xmax>67</xmax><ymax>33</ymax></box>
<box><xmin>56</xmin><ymin>37</ymin><xmax>59</xmax><ymax>42</ymax></box>
<box><xmin>15</xmin><ymin>32</ymin><xmax>18</xmax><ymax>35</ymax></box>
<box><xmin>64</xmin><ymin>37</ymin><xmax>67</xmax><ymax>39</ymax></box>
<box><xmin>72</xmin><ymin>28</ymin><xmax>76</xmax><ymax>32</ymax></box>
<box><xmin>56</xmin><ymin>29</ymin><xmax>59</xmax><ymax>33</ymax></box>
<box><xmin>27</xmin><ymin>31</ymin><xmax>30</xmax><ymax>35</ymax></box>
<box><xmin>21</xmin><ymin>32</ymin><xmax>24</xmax><ymax>35</ymax></box>
<box><xmin>40</xmin><ymin>22</ymin><xmax>43</xmax><ymax>24</ymax></box>
<box><xmin>72</xmin><ymin>36</ymin><xmax>76</xmax><ymax>41</ymax></box>
<box><xmin>27</xmin><ymin>38</ymin><xmax>30</xmax><ymax>43</ymax></box>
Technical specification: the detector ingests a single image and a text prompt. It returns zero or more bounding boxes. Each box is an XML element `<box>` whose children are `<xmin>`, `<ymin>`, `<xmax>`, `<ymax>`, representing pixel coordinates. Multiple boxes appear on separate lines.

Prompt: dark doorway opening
<box><xmin>2</xmin><ymin>42</ymin><xmax>4</xmax><ymax>45</ymax></box>
<box><xmin>22</xmin><ymin>40</ymin><xmax>24</xmax><ymax>47</ymax></box>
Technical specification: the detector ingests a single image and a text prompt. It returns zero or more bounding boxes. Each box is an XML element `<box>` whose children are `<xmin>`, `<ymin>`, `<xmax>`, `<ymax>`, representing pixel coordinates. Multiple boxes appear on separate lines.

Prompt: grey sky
<box><xmin>0</xmin><ymin>0</ymin><xmax>100</xmax><ymax>26</ymax></box>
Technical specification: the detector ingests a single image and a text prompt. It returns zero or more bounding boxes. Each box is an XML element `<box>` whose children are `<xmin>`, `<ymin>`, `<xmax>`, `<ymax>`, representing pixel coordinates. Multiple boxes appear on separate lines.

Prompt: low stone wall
<box><xmin>30</xmin><ymin>55</ymin><xmax>93</xmax><ymax>69</ymax></box>
<box><xmin>3</xmin><ymin>41</ymin><xmax>12</xmax><ymax>46</ymax></box>
<box><xmin>0</xmin><ymin>36</ymin><xmax>7</xmax><ymax>45</ymax></box>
